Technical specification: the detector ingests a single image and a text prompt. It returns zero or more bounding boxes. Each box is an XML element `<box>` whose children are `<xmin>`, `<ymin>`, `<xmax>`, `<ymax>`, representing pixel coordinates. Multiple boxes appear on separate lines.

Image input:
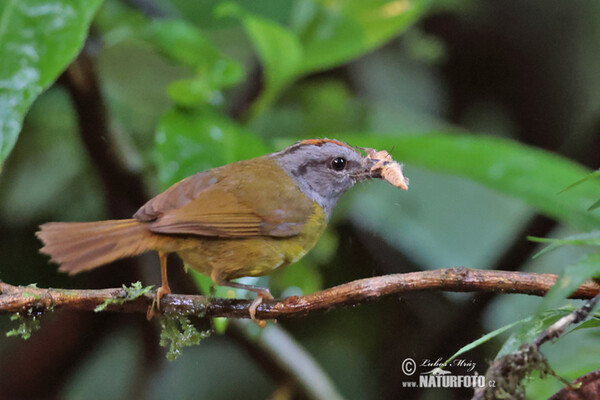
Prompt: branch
<box><xmin>534</xmin><ymin>293</ymin><xmax>600</xmax><ymax>347</ymax></box>
<box><xmin>472</xmin><ymin>293</ymin><xmax>600</xmax><ymax>400</ymax></box>
<box><xmin>1</xmin><ymin>268</ymin><xmax>598</xmax><ymax>319</ymax></box>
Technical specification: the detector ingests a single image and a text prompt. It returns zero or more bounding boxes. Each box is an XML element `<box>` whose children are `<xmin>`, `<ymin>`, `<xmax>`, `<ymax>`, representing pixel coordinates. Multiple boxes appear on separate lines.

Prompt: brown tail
<box><xmin>37</xmin><ymin>219</ymin><xmax>155</xmax><ymax>274</ymax></box>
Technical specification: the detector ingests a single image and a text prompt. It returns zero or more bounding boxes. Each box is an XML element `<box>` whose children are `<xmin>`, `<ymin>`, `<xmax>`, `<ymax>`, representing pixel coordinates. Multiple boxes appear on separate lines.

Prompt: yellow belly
<box><xmin>176</xmin><ymin>203</ymin><xmax>327</xmax><ymax>280</ymax></box>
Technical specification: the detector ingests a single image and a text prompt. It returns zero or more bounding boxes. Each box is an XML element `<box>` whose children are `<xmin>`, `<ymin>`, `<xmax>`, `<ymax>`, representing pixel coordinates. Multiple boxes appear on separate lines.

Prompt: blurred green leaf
<box><xmin>190</xmin><ymin>269</ymin><xmax>236</xmax><ymax>300</ymax></box>
<box><xmin>147</xmin><ymin>20</ymin><xmax>214</xmax><ymax>69</ymax></box>
<box><xmin>589</xmin><ymin>198</ymin><xmax>600</xmax><ymax>212</ymax></box>
<box><xmin>0</xmin><ymin>89</ymin><xmax>104</xmax><ymax>224</ymax></box>
<box><xmin>339</xmin><ymin>133</ymin><xmax>600</xmax><ymax>230</ymax></box>
<box><xmin>529</xmin><ymin>232</ymin><xmax>600</xmax><ymax>259</ymax></box>
<box><xmin>496</xmin><ymin>307</ymin><xmax>573</xmax><ymax>357</ymax></box>
<box><xmin>147</xmin><ymin>19</ymin><xmax>244</xmax><ymax>86</ymax></box>
<box><xmin>155</xmin><ymin>107</ymin><xmax>269</xmax><ymax>187</ymax></box>
<box><xmin>147</xmin><ymin>19</ymin><xmax>244</xmax><ymax>106</ymax></box>
<box><xmin>524</xmin><ymin>326</ymin><xmax>600</xmax><ymax>399</ymax></box>
<box><xmin>558</xmin><ymin>169</ymin><xmax>600</xmax><ymax>193</ymax></box>
<box><xmin>559</xmin><ymin>168</ymin><xmax>600</xmax><ymax>211</ymax></box>
<box><xmin>294</xmin><ymin>0</ymin><xmax>434</xmax><ymax>73</ymax></box>
<box><xmin>535</xmin><ymin>253</ymin><xmax>600</xmax><ymax>314</ymax></box>
<box><xmin>445</xmin><ymin>317</ymin><xmax>530</xmax><ymax>365</ymax></box>
<box><xmin>249</xmin><ymin>80</ymin><xmax>367</xmax><ymax>140</ymax></box>
<box><xmin>219</xmin><ymin>0</ymin><xmax>432</xmax><ymax>115</ymax></box>
<box><xmin>97</xmin><ymin>8</ymin><xmax>244</xmax><ymax>108</ymax></box>
<box><xmin>0</xmin><ymin>0</ymin><xmax>103</xmax><ymax>167</ymax></box>
<box><xmin>165</xmin><ymin>78</ymin><xmax>217</xmax><ymax>108</ymax></box>
<box><xmin>94</xmin><ymin>0</ymin><xmax>147</xmax><ymax>45</ymax></box>
<box><xmin>270</xmin><ymin>259</ymin><xmax>322</xmax><ymax>297</ymax></box>
<box><xmin>349</xmin><ymin>166</ymin><xmax>532</xmax><ymax>270</ymax></box>
<box><xmin>570</xmin><ymin>316</ymin><xmax>600</xmax><ymax>333</ymax></box>
<box><xmin>217</xmin><ymin>2</ymin><xmax>303</xmax><ymax>115</ymax></box>
<box><xmin>307</xmin><ymin>229</ymin><xmax>339</xmax><ymax>265</ymax></box>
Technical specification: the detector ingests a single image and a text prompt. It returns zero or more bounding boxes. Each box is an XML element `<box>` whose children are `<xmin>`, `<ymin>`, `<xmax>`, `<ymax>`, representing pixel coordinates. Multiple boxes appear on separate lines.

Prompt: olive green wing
<box><xmin>133</xmin><ymin>160</ymin><xmax>314</xmax><ymax>238</ymax></box>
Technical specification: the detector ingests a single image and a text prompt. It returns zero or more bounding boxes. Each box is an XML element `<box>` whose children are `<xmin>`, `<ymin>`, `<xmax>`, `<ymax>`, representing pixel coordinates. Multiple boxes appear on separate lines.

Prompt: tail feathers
<box><xmin>37</xmin><ymin>219</ymin><xmax>155</xmax><ymax>274</ymax></box>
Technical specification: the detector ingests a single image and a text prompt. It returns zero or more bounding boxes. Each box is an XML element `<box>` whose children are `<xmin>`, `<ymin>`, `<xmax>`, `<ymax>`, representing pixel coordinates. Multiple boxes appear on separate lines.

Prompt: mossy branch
<box><xmin>1</xmin><ymin>267</ymin><xmax>599</xmax><ymax>319</ymax></box>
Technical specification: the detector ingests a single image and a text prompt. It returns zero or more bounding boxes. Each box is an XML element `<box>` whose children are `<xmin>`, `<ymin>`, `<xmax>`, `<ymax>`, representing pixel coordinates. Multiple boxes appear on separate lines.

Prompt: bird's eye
<box><xmin>330</xmin><ymin>157</ymin><xmax>346</xmax><ymax>171</ymax></box>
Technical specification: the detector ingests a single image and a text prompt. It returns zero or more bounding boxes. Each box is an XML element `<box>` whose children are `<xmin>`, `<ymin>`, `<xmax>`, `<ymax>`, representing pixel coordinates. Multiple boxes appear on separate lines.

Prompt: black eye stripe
<box><xmin>290</xmin><ymin>156</ymin><xmax>356</xmax><ymax>177</ymax></box>
<box><xmin>292</xmin><ymin>159</ymin><xmax>321</xmax><ymax>176</ymax></box>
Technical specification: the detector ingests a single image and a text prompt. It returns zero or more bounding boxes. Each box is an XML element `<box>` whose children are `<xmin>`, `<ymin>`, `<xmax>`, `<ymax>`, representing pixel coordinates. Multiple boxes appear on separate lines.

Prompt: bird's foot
<box><xmin>146</xmin><ymin>284</ymin><xmax>171</xmax><ymax>320</ymax></box>
<box><xmin>249</xmin><ymin>289</ymin><xmax>273</xmax><ymax>328</ymax></box>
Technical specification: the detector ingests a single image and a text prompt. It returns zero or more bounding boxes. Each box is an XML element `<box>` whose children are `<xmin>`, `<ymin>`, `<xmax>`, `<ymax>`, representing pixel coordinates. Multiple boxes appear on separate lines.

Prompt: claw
<box><xmin>249</xmin><ymin>290</ymin><xmax>273</xmax><ymax>328</ymax></box>
<box><xmin>147</xmin><ymin>269</ymin><xmax>171</xmax><ymax>320</ymax></box>
<box><xmin>248</xmin><ymin>289</ymin><xmax>273</xmax><ymax>328</ymax></box>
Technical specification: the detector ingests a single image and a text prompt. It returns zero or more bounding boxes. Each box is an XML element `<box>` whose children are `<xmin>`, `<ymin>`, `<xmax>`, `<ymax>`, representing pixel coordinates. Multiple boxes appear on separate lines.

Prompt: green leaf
<box><xmin>529</xmin><ymin>231</ymin><xmax>600</xmax><ymax>258</ymax></box>
<box><xmin>146</xmin><ymin>19</ymin><xmax>244</xmax><ymax>107</ymax></box>
<box><xmin>445</xmin><ymin>317</ymin><xmax>530</xmax><ymax>365</ymax></box>
<box><xmin>155</xmin><ymin>107</ymin><xmax>269</xmax><ymax>187</ymax></box>
<box><xmin>338</xmin><ymin>133</ymin><xmax>600</xmax><ymax>230</ymax></box>
<box><xmin>589</xmin><ymin>198</ymin><xmax>600</xmax><ymax>212</ymax></box>
<box><xmin>294</xmin><ymin>0</ymin><xmax>434</xmax><ymax>73</ymax></box>
<box><xmin>496</xmin><ymin>301</ymin><xmax>600</xmax><ymax>361</ymax></box>
<box><xmin>190</xmin><ymin>269</ymin><xmax>237</xmax><ymax>300</ymax></box>
<box><xmin>570</xmin><ymin>316</ymin><xmax>600</xmax><ymax>333</ymax></box>
<box><xmin>524</xmin><ymin>318</ymin><xmax>600</xmax><ymax>398</ymax></box>
<box><xmin>0</xmin><ymin>0</ymin><xmax>103</xmax><ymax>167</ymax></box>
<box><xmin>147</xmin><ymin>19</ymin><xmax>244</xmax><ymax>87</ymax></box>
<box><xmin>536</xmin><ymin>253</ymin><xmax>600</xmax><ymax>314</ymax></box>
<box><xmin>165</xmin><ymin>77</ymin><xmax>221</xmax><ymax>107</ymax></box>
<box><xmin>496</xmin><ymin>307</ymin><xmax>573</xmax><ymax>357</ymax></box>
<box><xmin>217</xmin><ymin>3</ymin><xmax>303</xmax><ymax>115</ymax></box>
<box><xmin>93</xmin><ymin>0</ymin><xmax>147</xmax><ymax>45</ymax></box>
<box><xmin>218</xmin><ymin>0</ymin><xmax>432</xmax><ymax>116</ymax></box>
<box><xmin>558</xmin><ymin>169</ymin><xmax>600</xmax><ymax>193</ymax></box>
<box><xmin>559</xmin><ymin>169</ymin><xmax>600</xmax><ymax>211</ymax></box>
<box><xmin>248</xmin><ymin>79</ymin><xmax>367</xmax><ymax>140</ymax></box>
<box><xmin>270</xmin><ymin>259</ymin><xmax>322</xmax><ymax>297</ymax></box>
<box><xmin>97</xmin><ymin>11</ymin><xmax>245</xmax><ymax>108</ymax></box>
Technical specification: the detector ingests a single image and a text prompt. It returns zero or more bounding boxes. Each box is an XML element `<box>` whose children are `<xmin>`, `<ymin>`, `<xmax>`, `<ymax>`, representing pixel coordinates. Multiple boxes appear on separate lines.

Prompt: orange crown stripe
<box><xmin>299</xmin><ymin>139</ymin><xmax>354</xmax><ymax>150</ymax></box>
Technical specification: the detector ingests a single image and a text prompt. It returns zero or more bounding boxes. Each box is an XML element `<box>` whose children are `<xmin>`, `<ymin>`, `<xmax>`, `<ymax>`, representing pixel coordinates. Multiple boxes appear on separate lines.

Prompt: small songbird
<box><xmin>37</xmin><ymin>139</ymin><xmax>408</xmax><ymax>324</ymax></box>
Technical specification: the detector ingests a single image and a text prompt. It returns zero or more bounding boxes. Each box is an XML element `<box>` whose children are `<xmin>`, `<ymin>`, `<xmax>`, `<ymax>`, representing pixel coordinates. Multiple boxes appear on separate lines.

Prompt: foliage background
<box><xmin>1</xmin><ymin>0</ymin><xmax>600</xmax><ymax>399</ymax></box>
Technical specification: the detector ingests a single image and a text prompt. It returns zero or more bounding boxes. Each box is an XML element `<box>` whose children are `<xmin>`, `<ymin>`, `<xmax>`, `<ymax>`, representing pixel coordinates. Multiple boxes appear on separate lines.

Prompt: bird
<box><xmin>36</xmin><ymin>138</ymin><xmax>408</xmax><ymax>325</ymax></box>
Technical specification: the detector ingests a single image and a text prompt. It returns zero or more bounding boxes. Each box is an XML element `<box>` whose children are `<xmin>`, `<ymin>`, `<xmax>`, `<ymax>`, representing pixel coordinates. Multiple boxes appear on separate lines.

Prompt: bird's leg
<box><xmin>157</xmin><ymin>251</ymin><xmax>172</xmax><ymax>308</ymax></box>
<box><xmin>211</xmin><ymin>271</ymin><xmax>273</xmax><ymax>328</ymax></box>
<box><xmin>147</xmin><ymin>251</ymin><xmax>171</xmax><ymax>320</ymax></box>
